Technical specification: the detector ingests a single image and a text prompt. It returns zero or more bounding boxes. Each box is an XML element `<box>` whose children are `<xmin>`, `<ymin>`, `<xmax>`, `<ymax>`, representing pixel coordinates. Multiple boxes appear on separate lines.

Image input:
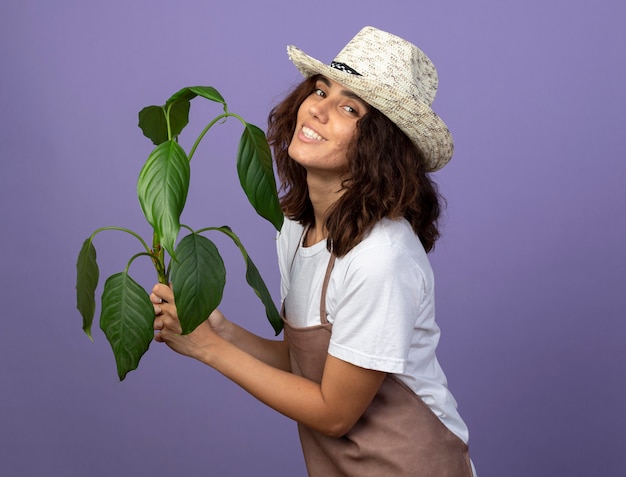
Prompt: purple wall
<box><xmin>1</xmin><ymin>1</ymin><xmax>624</xmax><ymax>475</ymax></box>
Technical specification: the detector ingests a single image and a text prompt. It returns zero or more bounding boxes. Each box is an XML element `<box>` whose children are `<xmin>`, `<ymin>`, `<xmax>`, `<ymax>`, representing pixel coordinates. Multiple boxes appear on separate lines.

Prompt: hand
<box><xmin>151</xmin><ymin>283</ymin><xmax>223</xmax><ymax>361</ymax></box>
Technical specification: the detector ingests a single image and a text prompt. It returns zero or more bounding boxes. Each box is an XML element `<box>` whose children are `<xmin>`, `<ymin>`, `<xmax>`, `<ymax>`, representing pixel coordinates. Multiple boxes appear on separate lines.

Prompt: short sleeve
<box><xmin>277</xmin><ymin>218</ymin><xmax>304</xmax><ymax>303</ymax></box>
<box><xmin>327</xmin><ymin>243</ymin><xmax>428</xmax><ymax>374</ymax></box>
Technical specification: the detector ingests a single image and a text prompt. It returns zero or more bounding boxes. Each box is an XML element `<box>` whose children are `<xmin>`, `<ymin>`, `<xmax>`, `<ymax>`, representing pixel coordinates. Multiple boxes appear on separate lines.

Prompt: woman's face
<box><xmin>288</xmin><ymin>76</ymin><xmax>368</xmax><ymax>181</ymax></box>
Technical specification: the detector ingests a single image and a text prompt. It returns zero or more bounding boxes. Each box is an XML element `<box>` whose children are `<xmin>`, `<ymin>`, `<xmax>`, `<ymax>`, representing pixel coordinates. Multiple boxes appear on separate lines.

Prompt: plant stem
<box><xmin>151</xmin><ymin>231</ymin><xmax>168</xmax><ymax>284</ymax></box>
<box><xmin>165</xmin><ymin>104</ymin><xmax>173</xmax><ymax>140</ymax></box>
<box><xmin>91</xmin><ymin>226</ymin><xmax>151</xmax><ymax>252</ymax></box>
<box><xmin>125</xmin><ymin>252</ymin><xmax>156</xmax><ymax>273</ymax></box>
<box><xmin>187</xmin><ymin>112</ymin><xmax>245</xmax><ymax>162</ymax></box>
<box><xmin>90</xmin><ymin>226</ymin><xmax>168</xmax><ymax>284</ymax></box>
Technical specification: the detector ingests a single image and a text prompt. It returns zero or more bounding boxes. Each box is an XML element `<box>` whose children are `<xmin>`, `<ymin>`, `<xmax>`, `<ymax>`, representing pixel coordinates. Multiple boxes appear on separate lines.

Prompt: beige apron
<box><xmin>283</xmin><ymin>254</ymin><xmax>473</xmax><ymax>477</ymax></box>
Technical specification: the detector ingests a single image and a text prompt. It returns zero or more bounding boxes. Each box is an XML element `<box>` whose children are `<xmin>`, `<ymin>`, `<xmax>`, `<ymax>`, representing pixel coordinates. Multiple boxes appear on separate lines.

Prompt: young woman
<box><xmin>152</xmin><ymin>26</ymin><xmax>475</xmax><ymax>476</ymax></box>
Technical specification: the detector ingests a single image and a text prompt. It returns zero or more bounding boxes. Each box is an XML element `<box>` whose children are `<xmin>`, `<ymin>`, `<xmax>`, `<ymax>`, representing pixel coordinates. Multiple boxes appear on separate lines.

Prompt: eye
<box><xmin>314</xmin><ymin>88</ymin><xmax>326</xmax><ymax>98</ymax></box>
<box><xmin>342</xmin><ymin>104</ymin><xmax>362</xmax><ymax>116</ymax></box>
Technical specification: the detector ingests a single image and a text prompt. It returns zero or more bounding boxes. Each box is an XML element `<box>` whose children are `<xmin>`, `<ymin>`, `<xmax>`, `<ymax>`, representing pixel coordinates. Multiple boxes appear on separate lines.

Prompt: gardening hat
<box><xmin>287</xmin><ymin>26</ymin><xmax>453</xmax><ymax>171</ymax></box>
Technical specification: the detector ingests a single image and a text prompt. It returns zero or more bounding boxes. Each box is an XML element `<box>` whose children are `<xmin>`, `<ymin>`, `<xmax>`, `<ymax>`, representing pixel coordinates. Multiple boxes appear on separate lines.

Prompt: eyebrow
<box><xmin>318</xmin><ymin>76</ymin><xmax>368</xmax><ymax>106</ymax></box>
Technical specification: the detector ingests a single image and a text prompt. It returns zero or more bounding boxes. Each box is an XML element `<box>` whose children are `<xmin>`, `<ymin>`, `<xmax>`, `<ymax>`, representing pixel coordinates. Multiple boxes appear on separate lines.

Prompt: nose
<box><xmin>308</xmin><ymin>99</ymin><xmax>328</xmax><ymax>123</ymax></box>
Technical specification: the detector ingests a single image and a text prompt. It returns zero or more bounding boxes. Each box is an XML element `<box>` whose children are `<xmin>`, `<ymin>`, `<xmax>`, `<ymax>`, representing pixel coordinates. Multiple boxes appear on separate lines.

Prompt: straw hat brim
<box><xmin>288</xmin><ymin>45</ymin><xmax>453</xmax><ymax>172</ymax></box>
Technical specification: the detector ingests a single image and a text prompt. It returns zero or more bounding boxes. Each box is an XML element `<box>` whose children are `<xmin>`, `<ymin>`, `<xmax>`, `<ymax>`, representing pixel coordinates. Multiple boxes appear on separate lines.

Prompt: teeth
<box><xmin>302</xmin><ymin>126</ymin><xmax>324</xmax><ymax>141</ymax></box>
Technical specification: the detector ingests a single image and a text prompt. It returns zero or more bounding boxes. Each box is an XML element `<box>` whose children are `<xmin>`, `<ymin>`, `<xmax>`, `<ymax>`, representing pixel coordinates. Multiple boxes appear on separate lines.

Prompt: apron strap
<box><xmin>319</xmin><ymin>254</ymin><xmax>337</xmax><ymax>325</ymax></box>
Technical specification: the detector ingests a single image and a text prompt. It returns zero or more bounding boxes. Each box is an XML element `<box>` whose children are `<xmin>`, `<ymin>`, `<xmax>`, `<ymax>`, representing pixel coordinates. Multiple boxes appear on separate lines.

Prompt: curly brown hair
<box><xmin>267</xmin><ymin>75</ymin><xmax>443</xmax><ymax>255</ymax></box>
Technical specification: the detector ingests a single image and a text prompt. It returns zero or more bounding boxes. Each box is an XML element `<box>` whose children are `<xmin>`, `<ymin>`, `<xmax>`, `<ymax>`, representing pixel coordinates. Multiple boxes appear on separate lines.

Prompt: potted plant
<box><xmin>76</xmin><ymin>86</ymin><xmax>283</xmax><ymax>381</ymax></box>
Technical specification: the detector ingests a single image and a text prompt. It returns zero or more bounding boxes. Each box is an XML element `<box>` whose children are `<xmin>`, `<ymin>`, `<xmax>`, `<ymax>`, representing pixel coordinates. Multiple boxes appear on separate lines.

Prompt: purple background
<box><xmin>1</xmin><ymin>1</ymin><xmax>624</xmax><ymax>476</ymax></box>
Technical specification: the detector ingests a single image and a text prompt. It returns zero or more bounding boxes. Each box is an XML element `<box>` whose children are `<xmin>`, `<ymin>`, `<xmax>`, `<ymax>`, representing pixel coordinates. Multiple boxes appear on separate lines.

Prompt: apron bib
<box><xmin>283</xmin><ymin>254</ymin><xmax>473</xmax><ymax>477</ymax></box>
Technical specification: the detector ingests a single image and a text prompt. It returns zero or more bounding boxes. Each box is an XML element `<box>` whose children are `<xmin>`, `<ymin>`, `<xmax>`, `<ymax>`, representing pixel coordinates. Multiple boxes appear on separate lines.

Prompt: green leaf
<box><xmin>216</xmin><ymin>226</ymin><xmax>282</xmax><ymax>335</ymax></box>
<box><xmin>100</xmin><ymin>272</ymin><xmax>155</xmax><ymax>381</ymax></box>
<box><xmin>166</xmin><ymin>86</ymin><xmax>227</xmax><ymax>110</ymax></box>
<box><xmin>137</xmin><ymin>140</ymin><xmax>190</xmax><ymax>258</ymax></box>
<box><xmin>76</xmin><ymin>238</ymin><xmax>99</xmax><ymax>341</ymax></box>
<box><xmin>237</xmin><ymin>123</ymin><xmax>284</xmax><ymax>231</ymax></box>
<box><xmin>171</xmin><ymin>233</ymin><xmax>226</xmax><ymax>335</ymax></box>
<box><xmin>138</xmin><ymin>101</ymin><xmax>191</xmax><ymax>145</ymax></box>
<box><xmin>138</xmin><ymin>86</ymin><xmax>227</xmax><ymax>145</ymax></box>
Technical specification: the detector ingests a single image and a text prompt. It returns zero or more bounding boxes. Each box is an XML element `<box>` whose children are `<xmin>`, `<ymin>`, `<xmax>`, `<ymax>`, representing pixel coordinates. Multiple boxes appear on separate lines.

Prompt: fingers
<box><xmin>153</xmin><ymin>319</ymin><xmax>167</xmax><ymax>342</ymax></box>
<box><xmin>151</xmin><ymin>282</ymin><xmax>182</xmax><ymax>340</ymax></box>
<box><xmin>152</xmin><ymin>299</ymin><xmax>163</xmax><ymax>317</ymax></box>
<box><xmin>151</xmin><ymin>283</ymin><xmax>174</xmax><ymax>304</ymax></box>
<box><xmin>151</xmin><ymin>283</ymin><xmax>175</xmax><ymax>318</ymax></box>
<box><xmin>153</xmin><ymin>311</ymin><xmax>182</xmax><ymax>336</ymax></box>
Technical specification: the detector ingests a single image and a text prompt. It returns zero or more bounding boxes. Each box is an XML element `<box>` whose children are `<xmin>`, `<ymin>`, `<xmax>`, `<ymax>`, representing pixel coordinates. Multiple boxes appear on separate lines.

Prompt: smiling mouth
<box><xmin>302</xmin><ymin>126</ymin><xmax>326</xmax><ymax>141</ymax></box>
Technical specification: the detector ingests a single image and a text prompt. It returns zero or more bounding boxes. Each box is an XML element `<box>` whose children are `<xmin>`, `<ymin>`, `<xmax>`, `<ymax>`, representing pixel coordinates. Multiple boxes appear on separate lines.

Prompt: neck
<box><xmin>305</xmin><ymin>173</ymin><xmax>345</xmax><ymax>246</ymax></box>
